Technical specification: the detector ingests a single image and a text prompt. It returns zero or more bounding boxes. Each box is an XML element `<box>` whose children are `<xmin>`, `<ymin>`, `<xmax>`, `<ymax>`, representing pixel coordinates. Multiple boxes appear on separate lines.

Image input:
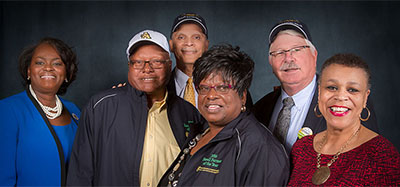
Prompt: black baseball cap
<box><xmin>269</xmin><ymin>19</ymin><xmax>312</xmax><ymax>44</ymax></box>
<box><xmin>171</xmin><ymin>13</ymin><xmax>208</xmax><ymax>38</ymax></box>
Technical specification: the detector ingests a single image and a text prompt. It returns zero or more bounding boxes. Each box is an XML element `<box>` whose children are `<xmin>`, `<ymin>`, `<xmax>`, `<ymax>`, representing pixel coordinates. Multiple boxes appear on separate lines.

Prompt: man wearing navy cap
<box><xmin>168</xmin><ymin>13</ymin><xmax>253</xmax><ymax>109</ymax></box>
<box><xmin>252</xmin><ymin>20</ymin><xmax>379</xmax><ymax>152</ymax></box>
<box><xmin>167</xmin><ymin>13</ymin><xmax>209</xmax><ymax>108</ymax></box>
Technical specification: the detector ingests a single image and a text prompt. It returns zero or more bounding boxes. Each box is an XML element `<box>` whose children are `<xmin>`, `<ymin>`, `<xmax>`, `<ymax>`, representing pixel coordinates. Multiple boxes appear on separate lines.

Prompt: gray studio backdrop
<box><xmin>1</xmin><ymin>1</ymin><xmax>399</xmax><ymax>149</ymax></box>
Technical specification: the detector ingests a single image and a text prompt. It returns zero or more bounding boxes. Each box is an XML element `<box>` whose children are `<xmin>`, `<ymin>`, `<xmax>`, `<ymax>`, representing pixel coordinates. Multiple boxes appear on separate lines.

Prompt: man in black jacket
<box><xmin>252</xmin><ymin>20</ymin><xmax>379</xmax><ymax>152</ymax></box>
<box><xmin>67</xmin><ymin>30</ymin><xmax>204</xmax><ymax>186</ymax></box>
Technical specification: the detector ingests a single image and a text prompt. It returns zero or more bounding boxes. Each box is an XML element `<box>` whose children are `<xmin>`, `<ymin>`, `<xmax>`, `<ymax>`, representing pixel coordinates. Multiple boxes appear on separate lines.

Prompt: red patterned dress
<box><xmin>288</xmin><ymin>135</ymin><xmax>400</xmax><ymax>186</ymax></box>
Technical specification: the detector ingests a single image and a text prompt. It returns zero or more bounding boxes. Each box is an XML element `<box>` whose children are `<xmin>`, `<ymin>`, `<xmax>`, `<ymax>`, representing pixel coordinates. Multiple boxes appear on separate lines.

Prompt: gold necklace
<box><xmin>311</xmin><ymin>125</ymin><xmax>361</xmax><ymax>185</ymax></box>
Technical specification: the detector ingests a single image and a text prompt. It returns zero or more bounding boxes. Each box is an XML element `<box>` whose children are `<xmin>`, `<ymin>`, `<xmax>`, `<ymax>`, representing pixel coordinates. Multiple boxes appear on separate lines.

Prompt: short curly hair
<box><xmin>18</xmin><ymin>37</ymin><xmax>78</xmax><ymax>95</ymax></box>
<box><xmin>321</xmin><ymin>53</ymin><xmax>371</xmax><ymax>89</ymax></box>
<box><xmin>193</xmin><ymin>44</ymin><xmax>254</xmax><ymax>97</ymax></box>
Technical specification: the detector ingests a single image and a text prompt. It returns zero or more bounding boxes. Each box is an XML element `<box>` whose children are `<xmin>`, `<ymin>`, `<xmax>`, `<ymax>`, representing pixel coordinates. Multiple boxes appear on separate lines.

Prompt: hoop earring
<box><xmin>241</xmin><ymin>105</ymin><xmax>246</xmax><ymax>112</ymax></box>
<box><xmin>27</xmin><ymin>76</ymin><xmax>30</xmax><ymax>80</ymax></box>
<box><xmin>314</xmin><ymin>104</ymin><xmax>322</xmax><ymax>118</ymax></box>
<box><xmin>65</xmin><ymin>78</ymin><xmax>69</xmax><ymax>83</ymax></box>
<box><xmin>360</xmin><ymin>107</ymin><xmax>370</xmax><ymax>122</ymax></box>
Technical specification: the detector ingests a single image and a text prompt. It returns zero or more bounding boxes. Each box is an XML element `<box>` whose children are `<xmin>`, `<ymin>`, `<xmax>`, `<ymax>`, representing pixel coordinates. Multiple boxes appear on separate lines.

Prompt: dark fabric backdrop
<box><xmin>1</xmin><ymin>1</ymin><xmax>399</xmax><ymax>149</ymax></box>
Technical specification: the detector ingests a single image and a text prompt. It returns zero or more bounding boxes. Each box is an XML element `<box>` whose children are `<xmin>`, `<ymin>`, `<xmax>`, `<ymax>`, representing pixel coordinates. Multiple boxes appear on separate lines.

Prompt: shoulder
<box><xmin>292</xmin><ymin>135</ymin><xmax>314</xmax><ymax>153</ymax></box>
<box><xmin>363</xmin><ymin>135</ymin><xmax>399</xmax><ymax>157</ymax></box>
<box><xmin>236</xmin><ymin>113</ymin><xmax>284</xmax><ymax>152</ymax></box>
<box><xmin>0</xmin><ymin>91</ymin><xmax>28</xmax><ymax>104</ymax></box>
<box><xmin>254</xmin><ymin>87</ymin><xmax>280</xmax><ymax>107</ymax></box>
<box><xmin>86</xmin><ymin>86</ymin><xmax>134</xmax><ymax>110</ymax></box>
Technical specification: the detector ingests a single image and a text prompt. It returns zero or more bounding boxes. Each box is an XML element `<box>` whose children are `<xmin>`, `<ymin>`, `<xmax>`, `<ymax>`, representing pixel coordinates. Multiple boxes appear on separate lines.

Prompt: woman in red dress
<box><xmin>288</xmin><ymin>53</ymin><xmax>400</xmax><ymax>186</ymax></box>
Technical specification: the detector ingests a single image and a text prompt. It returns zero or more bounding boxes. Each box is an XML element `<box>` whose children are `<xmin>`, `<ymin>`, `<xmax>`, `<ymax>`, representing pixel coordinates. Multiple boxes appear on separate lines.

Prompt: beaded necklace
<box><xmin>167</xmin><ymin>128</ymin><xmax>210</xmax><ymax>187</ymax></box>
<box><xmin>29</xmin><ymin>84</ymin><xmax>63</xmax><ymax>119</ymax></box>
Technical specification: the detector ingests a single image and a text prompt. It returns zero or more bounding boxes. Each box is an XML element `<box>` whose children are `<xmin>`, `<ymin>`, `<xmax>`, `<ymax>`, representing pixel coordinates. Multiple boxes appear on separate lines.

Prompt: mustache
<box><xmin>280</xmin><ymin>61</ymin><xmax>300</xmax><ymax>71</ymax></box>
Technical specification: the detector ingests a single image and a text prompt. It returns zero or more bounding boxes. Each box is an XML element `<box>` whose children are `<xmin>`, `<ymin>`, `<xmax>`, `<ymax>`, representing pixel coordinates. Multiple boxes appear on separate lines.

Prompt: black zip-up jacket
<box><xmin>66</xmin><ymin>84</ymin><xmax>204</xmax><ymax>186</ymax></box>
<box><xmin>159</xmin><ymin>112</ymin><xmax>290</xmax><ymax>186</ymax></box>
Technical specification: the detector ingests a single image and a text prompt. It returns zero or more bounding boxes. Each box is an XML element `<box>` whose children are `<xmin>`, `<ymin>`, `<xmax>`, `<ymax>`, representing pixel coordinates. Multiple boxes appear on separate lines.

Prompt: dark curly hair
<box><xmin>320</xmin><ymin>53</ymin><xmax>371</xmax><ymax>89</ymax></box>
<box><xmin>18</xmin><ymin>37</ymin><xmax>78</xmax><ymax>95</ymax></box>
<box><xmin>193</xmin><ymin>44</ymin><xmax>254</xmax><ymax>97</ymax></box>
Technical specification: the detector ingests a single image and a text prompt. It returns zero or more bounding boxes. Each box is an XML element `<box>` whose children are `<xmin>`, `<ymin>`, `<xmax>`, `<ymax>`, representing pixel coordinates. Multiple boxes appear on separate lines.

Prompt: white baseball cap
<box><xmin>126</xmin><ymin>29</ymin><xmax>170</xmax><ymax>60</ymax></box>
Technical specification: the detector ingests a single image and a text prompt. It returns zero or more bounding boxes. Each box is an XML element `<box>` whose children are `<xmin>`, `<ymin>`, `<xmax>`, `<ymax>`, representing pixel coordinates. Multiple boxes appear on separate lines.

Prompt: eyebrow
<box><xmin>35</xmin><ymin>56</ymin><xmax>62</xmax><ymax>61</ymax></box>
<box><xmin>326</xmin><ymin>79</ymin><xmax>361</xmax><ymax>86</ymax></box>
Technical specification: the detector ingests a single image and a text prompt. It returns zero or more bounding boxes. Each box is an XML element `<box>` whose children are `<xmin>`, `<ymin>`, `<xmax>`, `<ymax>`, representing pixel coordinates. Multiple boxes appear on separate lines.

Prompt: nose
<box><xmin>335</xmin><ymin>88</ymin><xmax>348</xmax><ymax>101</ymax></box>
<box><xmin>283</xmin><ymin>51</ymin><xmax>295</xmax><ymax>61</ymax></box>
<box><xmin>43</xmin><ymin>62</ymin><xmax>54</xmax><ymax>71</ymax></box>
<box><xmin>205</xmin><ymin>87</ymin><xmax>219</xmax><ymax>100</ymax></box>
<box><xmin>142</xmin><ymin>62</ymin><xmax>154</xmax><ymax>73</ymax></box>
<box><xmin>184</xmin><ymin>38</ymin><xmax>194</xmax><ymax>46</ymax></box>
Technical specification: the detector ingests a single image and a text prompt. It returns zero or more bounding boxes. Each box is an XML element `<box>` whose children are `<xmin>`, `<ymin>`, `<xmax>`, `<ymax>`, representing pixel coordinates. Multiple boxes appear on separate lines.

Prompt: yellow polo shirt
<box><xmin>139</xmin><ymin>91</ymin><xmax>180</xmax><ymax>187</ymax></box>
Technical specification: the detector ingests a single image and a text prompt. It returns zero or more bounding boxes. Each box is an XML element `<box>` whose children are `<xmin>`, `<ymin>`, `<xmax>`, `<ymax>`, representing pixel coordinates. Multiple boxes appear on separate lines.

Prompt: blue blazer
<box><xmin>0</xmin><ymin>91</ymin><xmax>80</xmax><ymax>186</ymax></box>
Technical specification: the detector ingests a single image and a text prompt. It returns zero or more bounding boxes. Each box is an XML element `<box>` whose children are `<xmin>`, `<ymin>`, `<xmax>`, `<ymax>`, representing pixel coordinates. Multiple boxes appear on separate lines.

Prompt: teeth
<box><xmin>41</xmin><ymin>75</ymin><xmax>55</xmax><ymax>79</ymax></box>
<box><xmin>330</xmin><ymin>107</ymin><xmax>349</xmax><ymax>112</ymax></box>
<box><xmin>207</xmin><ymin>105</ymin><xmax>220</xmax><ymax>110</ymax></box>
<box><xmin>142</xmin><ymin>78</ymin><xmax>154</xmax><ymax>81</ymax></box>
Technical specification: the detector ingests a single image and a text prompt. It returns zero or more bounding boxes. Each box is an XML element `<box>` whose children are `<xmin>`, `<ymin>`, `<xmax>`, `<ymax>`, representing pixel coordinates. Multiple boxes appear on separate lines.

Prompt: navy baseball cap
<box><xmin>269</xmin><ymin>19</ymin><xmax>312</xmax><ymax>44</ymax></box>
<box><xmin>171</xmin><ymin>13</ymin><xmax>208</xmax><ymax>38</ymax></box>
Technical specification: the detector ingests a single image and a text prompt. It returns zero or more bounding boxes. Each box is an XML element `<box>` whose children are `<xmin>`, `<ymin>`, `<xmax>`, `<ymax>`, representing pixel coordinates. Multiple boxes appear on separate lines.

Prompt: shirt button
<box><xmin>148</xmin><ymin>158</ymin><xmax>152</xmax><ymax>162</ymax></box>
<box><xmin>150</xmin><ymin>135</ymin><xmax>153</xmax><ymax>139</ymax></box>
<box><xmin>147</xmin><ymin>182</ymin><xmax>150</xmax><ymax>186</ymax></box>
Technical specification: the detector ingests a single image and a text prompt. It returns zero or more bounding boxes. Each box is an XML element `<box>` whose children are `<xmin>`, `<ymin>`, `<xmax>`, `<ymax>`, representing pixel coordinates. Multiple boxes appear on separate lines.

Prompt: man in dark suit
<box><xmin>252</xmin><ymin>20</ymin><xmax>378</xmax><ymax>151</ymax></box>
<box><xmin>167</xmin><ymin>13</ymin><xmax>209</xmax><ymax>108</ymax></box>
<box><xmin>167</xmin><ymin>13</ymin><xmax>253</xmax><ymax>109</ymax></box>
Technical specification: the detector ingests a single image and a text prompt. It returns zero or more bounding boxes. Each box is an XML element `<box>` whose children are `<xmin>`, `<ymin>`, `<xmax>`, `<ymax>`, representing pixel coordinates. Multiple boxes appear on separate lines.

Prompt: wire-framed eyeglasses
<box><xmin>128</xmin><ymin>59</ymin><xmax>170</xmax><ymax>69</ymax></box>
<box><xmin>269</xmin><ymin>45</ymin><xmax>310</xmax><ymax>59</ymax></box>
<box><xmin>196</xmin><ymin>84</ymin><xmax>234</xmax><ymax>95</ymax></box>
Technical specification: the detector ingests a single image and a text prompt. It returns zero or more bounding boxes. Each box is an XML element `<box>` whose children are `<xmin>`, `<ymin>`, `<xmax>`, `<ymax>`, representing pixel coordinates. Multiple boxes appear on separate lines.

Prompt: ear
<box><xmin>27</xmin><ymin>68</ymin><xmax>31</xmax><ymax>78</ymax></box>
<box><xmin>364</xmin><ymin>89</ymin><xmax>371</xmax><ymax>108</ymax></box>
<box><xmin>318</xmin><ymin>84</ymin><xmax>321</xmax><ymax>103</ymax></box>
<box><xmin>169</xmin><ymin>39</ymin><xmax>174</xmax><ymax>51</ymax></box>
<box><xmin>241</xmin><ymin>89</ymin><xmax>247</xmax><ymax>105</ymax></box>
<box><xmin>205</xmin><ymin>39</ymin><xmax>209</xmax><ymax>50</ymax></box>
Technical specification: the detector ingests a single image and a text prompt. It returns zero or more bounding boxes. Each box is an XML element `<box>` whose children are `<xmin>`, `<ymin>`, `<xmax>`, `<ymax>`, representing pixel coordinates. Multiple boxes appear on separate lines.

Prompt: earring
<box><xmin>27</xmin><ymin>76</ymin><xmax>30</xmax><ymax>80</ymax></box>
<box><xmin>241</xmin><ymin>105</ymin><xmax>246</xmax><ymax>112</ymax></box>
<box><xmin>65</xmin><ymin>78</ymin><xmax>68</xmax><ymax>83</ymax></box>
<box><xmin>360</xmin><ymin>107</ymin><xmax>370</xmax><ymax>122</ymax></box>
<box><xmin>314</xmin><ymin>104</ymin><xmax>322</xmax><ymax>118</ymax></box>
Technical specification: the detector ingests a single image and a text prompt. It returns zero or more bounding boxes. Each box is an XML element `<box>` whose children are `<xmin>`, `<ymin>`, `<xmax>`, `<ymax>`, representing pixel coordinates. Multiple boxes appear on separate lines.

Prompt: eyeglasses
<box><xmin>197</xmin><ymin>84</ymin><xmax>234</xmax><ymax>95</ymax></box>
<box><xmin>128</xmin><ymin>59</ymin><xmax>170</xmax><ymax>69</ymax></box>
<box><xmin>269</xmin><ymin>45</ymin><xmax>310</xmax><ymax>59</ymax></box>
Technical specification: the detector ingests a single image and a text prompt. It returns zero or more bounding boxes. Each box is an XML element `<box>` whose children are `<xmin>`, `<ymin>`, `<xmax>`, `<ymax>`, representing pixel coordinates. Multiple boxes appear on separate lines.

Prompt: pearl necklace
<box><xmin>167</xmin><ymin>128</ymin><xmax>210</xmax><ymax>187</ymax></box>
<box><xmin>29</xmin><ymin>84</ymin><xmax>63</xmax><ymax>119</ymax></box>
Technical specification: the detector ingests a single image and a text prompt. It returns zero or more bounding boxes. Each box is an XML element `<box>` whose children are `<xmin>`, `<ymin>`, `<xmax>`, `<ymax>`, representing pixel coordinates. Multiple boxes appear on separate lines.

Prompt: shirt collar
<box><xmin>175</xmin><ymin>68</ymin><xmax>190</xmax><ymax>92</ymax></box>
<box><xmin>149</xmin><ymin>90</ymin><xmax>168</xmax><ymax>114</ymax></box>
<box><xmin>280</xmin><ymin>75</ymin><xmax>316</xmax><ymax>109</ymax></box>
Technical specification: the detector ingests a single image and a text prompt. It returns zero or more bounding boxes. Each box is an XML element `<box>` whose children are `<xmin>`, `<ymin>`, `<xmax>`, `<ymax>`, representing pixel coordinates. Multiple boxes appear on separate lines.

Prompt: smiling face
<box><xmin>27</xmin><ymin>43</ymin><xmax>66</xmax><ymax>95</ymax></box>
<box><xmin>128</xmin><ymin>44</ymin><xmax>171</xmax><ymax>96</ymax></box>
<box><xmin>269</xmin><ymin>33</ymin><xmax>317</xmax><ymax>95</ymax></box>
<box><xmin>170</xmin><ymin>23</ymin><xmax>209</xmax><ymax>67</ymax></box>
<box><xmin>197</xmin><ymin>72</ymin><xmax>246</xmax><ymax>127</ymax></box>
<box><xmin>318</xmin><ymin>64</ymin><xmax>370</xmax><ymax>130</ymax></box>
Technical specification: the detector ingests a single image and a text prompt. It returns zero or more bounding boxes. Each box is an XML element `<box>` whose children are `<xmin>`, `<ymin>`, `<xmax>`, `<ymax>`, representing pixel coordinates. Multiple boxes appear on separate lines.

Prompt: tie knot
<box><xmin>283</xmin><ymin>97</ymin><xmax>294</xmax><ymax>108</ymax></box>
<box><xmin>187</xmin><ymin>77</ymin><xmax>193</xmax><ymax>84</ymax></box>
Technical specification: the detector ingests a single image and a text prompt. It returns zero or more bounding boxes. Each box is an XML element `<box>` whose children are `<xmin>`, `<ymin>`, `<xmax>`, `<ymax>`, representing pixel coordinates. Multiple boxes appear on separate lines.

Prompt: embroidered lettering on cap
<box><xmin>141</xmin><ymin>32</ymin><xmax>151</xmax><ymax>39</ymax></box>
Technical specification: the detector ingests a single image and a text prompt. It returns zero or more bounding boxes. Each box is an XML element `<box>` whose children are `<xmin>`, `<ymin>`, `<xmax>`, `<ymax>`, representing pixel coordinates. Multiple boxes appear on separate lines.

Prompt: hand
<box><xmin>112</xmin><ymin>82</ymin><xmax>126</xmax><ymax>89</ymax></box>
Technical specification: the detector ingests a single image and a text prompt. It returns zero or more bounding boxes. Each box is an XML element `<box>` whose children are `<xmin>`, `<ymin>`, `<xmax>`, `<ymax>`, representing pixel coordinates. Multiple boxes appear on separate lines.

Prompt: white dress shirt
<box><xmin>269</xmin><ymin>75</ymin><xmax>316</xmax><ymax>150</ymax></box>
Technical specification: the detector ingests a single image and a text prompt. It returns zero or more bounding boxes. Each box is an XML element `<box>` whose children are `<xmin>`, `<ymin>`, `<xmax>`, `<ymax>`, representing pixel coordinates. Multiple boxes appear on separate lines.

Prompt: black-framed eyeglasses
<box><xmin>196</xmin><ymin>84</ymin><xmax>234</xmax><ymax>95</ymax></box>
<box><xmin>269</xmin><ymin>45</ymin><xmax>310</xmax><ymax>59</ymax></box>
<box><xmin>128</xmin><ymin>59</ymin><xmax>170</xmax><ymax>69</ymax></box>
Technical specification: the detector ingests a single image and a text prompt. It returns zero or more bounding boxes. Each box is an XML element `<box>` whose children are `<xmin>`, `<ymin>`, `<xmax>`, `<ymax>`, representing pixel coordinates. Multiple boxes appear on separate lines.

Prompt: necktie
<box><xmin>273</xmin><ymin>97</ymin><xmax>295</xmax><ymax>144</ymax></box>
<box><xmin>184</xmin><ymin>77</ymin><xmax>196</xmax><ymax>106</ymax></box>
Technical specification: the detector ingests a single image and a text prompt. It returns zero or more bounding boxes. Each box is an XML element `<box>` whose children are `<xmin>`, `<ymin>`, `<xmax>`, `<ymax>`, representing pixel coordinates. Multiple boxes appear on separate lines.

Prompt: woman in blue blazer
<box><xmin>0</xmin><ymin>37</ymin><xmax>80</xmax><ymax>186</ymax></box>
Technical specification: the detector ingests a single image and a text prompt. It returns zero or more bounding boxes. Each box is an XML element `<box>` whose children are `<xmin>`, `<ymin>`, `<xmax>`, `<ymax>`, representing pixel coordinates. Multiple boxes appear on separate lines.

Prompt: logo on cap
<box><xmin>140</xmin><ymin>32</ymin><xmax>151</xmax><ymax>39</ymax></box>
